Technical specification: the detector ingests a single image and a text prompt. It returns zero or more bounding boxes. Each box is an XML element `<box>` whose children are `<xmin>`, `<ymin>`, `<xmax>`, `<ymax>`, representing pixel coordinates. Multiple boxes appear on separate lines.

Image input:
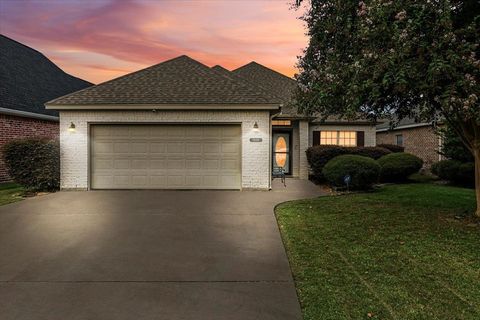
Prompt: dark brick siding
<box><xmin>377</xmin><ymin>125</ymin><xmax>442</xmax><ymax>168</ymax></box>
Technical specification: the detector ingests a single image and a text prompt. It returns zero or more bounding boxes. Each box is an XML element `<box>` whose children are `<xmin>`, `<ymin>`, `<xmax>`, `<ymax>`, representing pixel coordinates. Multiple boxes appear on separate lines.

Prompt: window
<box><xmin>396</xmin><ymin>134</ymin><xmax>403</xmax><ymax>146</ymax></box>
<box><xmin>272</xmin><ymin>120</ymin><xmax>291</xmax><ymax>126</ymax></box>
<box><xmin>320</xmin><ymin>131</ymin><xmax>357</xmax><ymax>146</ymax></box>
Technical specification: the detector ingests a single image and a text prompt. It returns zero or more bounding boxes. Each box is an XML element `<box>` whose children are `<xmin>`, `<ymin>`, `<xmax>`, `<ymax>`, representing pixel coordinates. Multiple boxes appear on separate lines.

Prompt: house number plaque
<box><xmin>250</xmin><ymin>138</ymin><xmax>262</xmax><ymax>142</ymax></box>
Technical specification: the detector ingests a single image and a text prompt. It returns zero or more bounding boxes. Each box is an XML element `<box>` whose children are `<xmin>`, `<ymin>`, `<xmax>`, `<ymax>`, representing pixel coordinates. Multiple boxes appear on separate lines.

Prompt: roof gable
<box><xmin>47</xmin><ymin>56</ymin><xmax>281</xmax><ymax>106</ymax></box>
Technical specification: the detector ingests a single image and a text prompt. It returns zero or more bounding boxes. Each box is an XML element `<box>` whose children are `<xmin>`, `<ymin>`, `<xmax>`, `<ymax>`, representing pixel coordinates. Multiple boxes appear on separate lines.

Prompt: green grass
<box><xmin>0</xmin><ymin>182</ymin><xmax>24</xmax><ymax>206</ymax></box>
<box><xmin>276</xmin><ymin>184</ymin><xmax>479</xmax><ymax>320</ymax></box>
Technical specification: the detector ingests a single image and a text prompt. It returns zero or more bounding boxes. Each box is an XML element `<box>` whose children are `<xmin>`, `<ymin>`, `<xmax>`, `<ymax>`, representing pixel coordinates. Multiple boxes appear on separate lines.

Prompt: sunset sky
<box><xmin>0</xmin><ymin>0</ymin><xmax>307</xmax><ymax>84</ymax></box>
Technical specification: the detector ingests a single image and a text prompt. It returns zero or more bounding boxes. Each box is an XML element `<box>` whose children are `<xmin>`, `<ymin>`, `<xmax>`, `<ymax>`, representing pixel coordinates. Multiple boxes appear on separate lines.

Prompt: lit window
<box><xmin>272</xmin><ymin>120</ymin><xmax>291</xmax><ymax>126</ymax></box>
<box><xmin>396</xmin><ymin>134</ymin><xmax>403</xmax><ymax>146</ymax></box>
<box><xmin>320</xmin><ymin>131</ymin><xmax>357</xmax><ymax>146</ymax></box>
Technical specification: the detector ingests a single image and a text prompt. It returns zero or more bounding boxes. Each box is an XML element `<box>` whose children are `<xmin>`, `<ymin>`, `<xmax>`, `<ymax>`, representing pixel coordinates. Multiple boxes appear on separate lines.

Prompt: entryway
<box><xmin>272</xmin><ymin>131</ymin><xmax>292</xmax><ymax>174</ymax></box>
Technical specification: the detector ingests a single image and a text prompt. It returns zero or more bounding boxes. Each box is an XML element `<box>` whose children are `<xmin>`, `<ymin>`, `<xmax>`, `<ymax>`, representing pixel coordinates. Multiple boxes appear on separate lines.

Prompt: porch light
<box><xmin>68</xmin><ymin>122</ymin><xmax>76</xmax><ymax>132</ymax></box>
<box><xmin>253</xmin><ymin>122</ymin><xmax>259</xmax><ymax>131</ymax></box>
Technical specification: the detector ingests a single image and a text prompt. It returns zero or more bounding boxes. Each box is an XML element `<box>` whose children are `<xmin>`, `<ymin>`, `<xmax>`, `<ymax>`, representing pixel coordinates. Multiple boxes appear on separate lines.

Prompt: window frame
<box><xmin>320</xmin><ymin>131</ymin><xmax>357</xmax><ymax>147</ymax></box>
<box><xmin>395</xmin><ymin>134</ymin><xmax>404</xmax><ymax>146</ymax></box>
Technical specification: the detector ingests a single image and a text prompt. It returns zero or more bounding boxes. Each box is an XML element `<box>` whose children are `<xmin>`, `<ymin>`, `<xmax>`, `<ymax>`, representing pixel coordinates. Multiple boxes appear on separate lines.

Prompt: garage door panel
<box><xmin>150</xmin><ymin>159</ymin><xmax>167</xmax><ymax>169</ymax></box>
<box><xmin>204</xmin><ymin>143</ymin><xmax>220</xmax><ymax>154</ymax></box>
<box><xmin>150</xmin><ymin>143</ymin><xmax>166</xmax><ymax>153</ymax></box>
<box><xmin>91</xmin><ymin>124</ymin><xmax>241</xmax><ymax>189</ymax></box>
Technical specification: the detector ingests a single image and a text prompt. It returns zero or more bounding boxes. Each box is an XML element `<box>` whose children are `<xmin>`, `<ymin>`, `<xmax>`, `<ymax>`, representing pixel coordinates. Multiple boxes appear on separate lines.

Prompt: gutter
<box><xmin>0</xmin><ymin>107</ymin><xmax>59</xmax><ymax>122</ymax></box>
<box><xmin>376</xmin><ymin>122</ymin><xmax>434</xmax><ymax>132</ymax></box>
<box><xmin>45</xmin><ymin>103</ymin><xmax>281</xmax><ymax>111</ymax></box>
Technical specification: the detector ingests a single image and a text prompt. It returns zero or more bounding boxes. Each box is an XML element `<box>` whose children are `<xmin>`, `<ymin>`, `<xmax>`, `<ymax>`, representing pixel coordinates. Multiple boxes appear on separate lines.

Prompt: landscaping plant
<box><xmin>307</xmin><ymin>145</ymin><xmax>390</xmax><ymax>180</ymax></box>
<box><xmin>294</xmin><ymin>0</ymin><xmax>480</xmax><ymax>216</ymax></box>
<box><xmin>377</xmin><ymin>144</ymin><xmax>405</xmax><ymax>153</ymax></box>
<box><xmin>2</xmin><ymin>138</ymin><xmax>60</xmax><ymax>191</ymax></box>
<box><xmin>377</xmin><ymin>153</ymin><xmax>423</xmax><ymax>182</ymax></box>
<box><xmin>322</xmin><ymin>155</ymin><xmax>380</xmax><ymax>190</ymax></box>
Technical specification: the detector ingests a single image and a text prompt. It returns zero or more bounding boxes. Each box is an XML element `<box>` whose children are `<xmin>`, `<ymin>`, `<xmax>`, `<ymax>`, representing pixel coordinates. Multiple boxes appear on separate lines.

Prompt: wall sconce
<box><xmin>68</xmin><ymin>122</ymin><xmax>76</xmax><ymax>132</ymax></box>
<box><xmin>253</xmin><ymin>122</ymin><xmax>259</xmax><ymax>131</ymax></box>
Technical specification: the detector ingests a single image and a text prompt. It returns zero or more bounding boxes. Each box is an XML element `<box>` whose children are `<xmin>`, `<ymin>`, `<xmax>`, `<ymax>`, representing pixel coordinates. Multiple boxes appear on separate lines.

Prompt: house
<box><xmin>376</xmin><ymin>118</ymin><xmax>443</xmax><ymax>168</ymax></box>
<box><xmin>46</xmin><ymin>55</ymin><xmax>376</xmax><ymax>190</ymax></box>
<box><xmin>0</xmin><ymin>35</ymin><xmax>92</xmax><ymax>182</ymax></box>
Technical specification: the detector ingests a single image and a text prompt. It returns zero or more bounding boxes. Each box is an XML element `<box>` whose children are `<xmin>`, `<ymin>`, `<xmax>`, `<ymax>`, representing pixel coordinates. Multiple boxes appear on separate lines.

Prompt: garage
<box><xmin>90</xmin><ymin>124</ymin><xmax>241</xmax><ymax>189</ymax></box>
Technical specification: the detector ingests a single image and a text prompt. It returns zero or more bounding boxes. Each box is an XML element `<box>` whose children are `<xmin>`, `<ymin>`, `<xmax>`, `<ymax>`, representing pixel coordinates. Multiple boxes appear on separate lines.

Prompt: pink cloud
<box><xmin>1</xmin><ymin>0</ymin><xmax>306</xmax><ymax>83</ymax></box>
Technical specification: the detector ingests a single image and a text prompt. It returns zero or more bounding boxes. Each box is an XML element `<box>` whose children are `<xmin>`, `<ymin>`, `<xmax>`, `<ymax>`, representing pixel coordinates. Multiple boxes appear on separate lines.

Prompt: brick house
<box><xmin>0</xmin><ymin>35</ymin><xmax>92</xmax><ymax>182</ymax></box>
<box><xmin>45</xmin><ymin>55</ymin><xmax>377</xmax><ymax>190</ymax></box>
<box><xmin>376</xmin><ymin>119</ymin><xmax>443</xmax><ymax>168</ymax></box>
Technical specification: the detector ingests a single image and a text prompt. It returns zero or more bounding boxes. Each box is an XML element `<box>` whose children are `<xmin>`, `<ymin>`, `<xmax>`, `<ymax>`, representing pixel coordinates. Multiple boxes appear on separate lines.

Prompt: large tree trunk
<box><xmin>475</xmin><ymin>145</ymin><xmax>480</xmax><ymax>218</ymax></box>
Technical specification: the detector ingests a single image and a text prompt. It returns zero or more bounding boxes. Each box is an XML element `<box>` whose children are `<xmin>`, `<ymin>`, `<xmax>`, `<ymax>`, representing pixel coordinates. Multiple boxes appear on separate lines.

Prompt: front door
<box><xmin>272</xmin><ymin>132</ymin><xmax>291</xmax><ymax>174</ymax></box>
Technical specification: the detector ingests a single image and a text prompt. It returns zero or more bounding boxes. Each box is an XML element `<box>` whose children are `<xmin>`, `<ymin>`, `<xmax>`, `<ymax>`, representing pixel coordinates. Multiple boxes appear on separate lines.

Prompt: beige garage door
<box><xmin>90</xmin><ymin>124</ymin><xmax>241</xmax><ymax>189</ymax></box>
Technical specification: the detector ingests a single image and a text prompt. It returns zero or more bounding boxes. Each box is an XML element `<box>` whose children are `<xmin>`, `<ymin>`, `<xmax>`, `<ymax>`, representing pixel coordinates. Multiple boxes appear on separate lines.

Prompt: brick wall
<box><xmin>376</xmin><ymin>125</ymin><xmax>441</xmax><ymax>168</ymax></box>
<box><xmin>0</xmin><ymin>114</ymin><xmax>59</xmax><ymax>182</ymax></box>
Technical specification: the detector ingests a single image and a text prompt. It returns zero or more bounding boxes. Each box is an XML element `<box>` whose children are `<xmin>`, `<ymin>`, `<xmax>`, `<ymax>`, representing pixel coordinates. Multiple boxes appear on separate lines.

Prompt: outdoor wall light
<box><xmin>68</xmin><ymin>122</ymin><xmax>76</xmax><ymax>132</ymax></box>
<box><xmin>253</xmin><ymin>122</ymin><xmax>259</xmax><ymax>131</ymax></box>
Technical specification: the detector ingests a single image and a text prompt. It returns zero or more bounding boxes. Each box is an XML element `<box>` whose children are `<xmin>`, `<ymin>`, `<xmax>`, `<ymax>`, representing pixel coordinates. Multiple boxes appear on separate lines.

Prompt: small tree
<box><xmin>294</xmin><ymin>0</ymin><xmax>480</xmax><ymax>216</ymax></box>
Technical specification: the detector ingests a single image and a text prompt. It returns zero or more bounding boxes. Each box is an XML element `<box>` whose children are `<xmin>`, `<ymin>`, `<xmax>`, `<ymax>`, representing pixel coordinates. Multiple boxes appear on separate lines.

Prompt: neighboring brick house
<box><xmin>0</xmin><ymin>35</ymin><xmax>92</xmax><ymax>182</ymax></box>
<box><xmin>376</xmin><ymin>119</ymin><xmax>443</xmax><ymax>168</ymax></box>
<box><xmin>45</xmin><ymin>55</ymin><xmax>377</xmax><ymax>190</ymax></box>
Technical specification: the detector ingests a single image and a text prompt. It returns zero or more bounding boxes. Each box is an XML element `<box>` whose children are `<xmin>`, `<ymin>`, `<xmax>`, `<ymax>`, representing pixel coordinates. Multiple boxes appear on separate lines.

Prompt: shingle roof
<box><xmin>231</xmin><ymin>62</ymin><xmax>301</xmax><ymax>117</ymax></box>
<box><xmin>47</xmin><ymin>56</ymin><xmax>282</xmax><ymax>106</ymax></box>
<box><xmin>376</xmin><ymin>117</ymin><xmax>431</xmax><ymax>131</ymax></box>
<box><xmin>0</xmin><ymin>35</ymin><xmax>92</xmax><ymax>117</ymax></box>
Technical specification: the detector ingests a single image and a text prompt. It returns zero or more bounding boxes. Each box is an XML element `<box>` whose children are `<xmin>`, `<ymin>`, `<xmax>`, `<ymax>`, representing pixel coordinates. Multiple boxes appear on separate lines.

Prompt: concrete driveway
<box><xmin>0</xmin><ymin>179</ymin><xmax>321</xmax><ymax>320</ymax></box>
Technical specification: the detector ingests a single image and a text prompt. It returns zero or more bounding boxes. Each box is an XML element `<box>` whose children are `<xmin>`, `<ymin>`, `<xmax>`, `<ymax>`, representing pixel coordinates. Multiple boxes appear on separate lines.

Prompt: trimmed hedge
<box><xmin>377</xmin><ymin>152</ymin><xmax>423</xmax><ymax>182</ymax></box>
<box><xmin>352</xmin><ymin>146</ymin><xmax>391</xmax><ymax>160</ymax></box>
<box><xmin>431</xmin><ymin>160</ymin><xmax>461</xmax><ymax>181</ymax></box>
<box><xmin>2</xmin><ymin>138</ymin><xmax>60</xmax><ymax>191</ymax></box>
<box><xmin>306</xmin><ymin>145</ymin><xmax>391</xmax><ymax>179</ymax></box>
<box><xmin>322</xmin><ymin>155</ymin><xmax>380</xmax><ymax>190</ymax></box>
<box><xmin>432</xmin><ymin>160</ymin><xmax>475</xmax><ymax>187</ymax></box>
<box><xmin>377</xmin><ymin>144</ymin><xmax>405</xmax><ymax>153</ymax></box>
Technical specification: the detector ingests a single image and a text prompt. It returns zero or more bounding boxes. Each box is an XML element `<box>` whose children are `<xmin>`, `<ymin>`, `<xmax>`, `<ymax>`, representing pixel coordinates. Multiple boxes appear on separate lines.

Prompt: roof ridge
<box><xmin>47</xmin><ymin>55</ymin><xmax>201</xmax><ymax>105</ymax></box>
<box><xmin>232</xmin><ymin>61</ymin><xmax>295</xmax><ymax>82</ymax></box>
<box><xmin>210</xmin><ymin>66</ymin><xmax>282</xmax><ymax>103</ymax></box>
<box><xmin>46</xmin><ymin>55</ymin><xmax>282</xmax><ymax>106</ymax></box>
<box><xmin>1</xmin><ymin>34</ymin><xmax>93</xmax><ymax>86</ymax></box>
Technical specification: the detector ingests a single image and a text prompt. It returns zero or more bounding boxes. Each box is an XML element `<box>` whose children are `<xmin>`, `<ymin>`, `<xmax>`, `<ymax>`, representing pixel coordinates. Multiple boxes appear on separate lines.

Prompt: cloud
<box><xmin>1</xmin><ymin>0</ymin><xmax>306</xmax><ymax>83</ymax></box>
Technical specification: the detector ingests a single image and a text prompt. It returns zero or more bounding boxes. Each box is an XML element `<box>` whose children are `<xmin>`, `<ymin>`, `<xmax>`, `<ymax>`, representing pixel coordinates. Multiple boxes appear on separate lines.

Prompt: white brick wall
<box><xmin>59</xmin><ymin>110</ymin><xmax>271</xmax><ymax>190</ymax></box>
<box><xmin>308</xmin><ymin>124</ymin><xmax>377</xmax><ymax>147</ymax></box>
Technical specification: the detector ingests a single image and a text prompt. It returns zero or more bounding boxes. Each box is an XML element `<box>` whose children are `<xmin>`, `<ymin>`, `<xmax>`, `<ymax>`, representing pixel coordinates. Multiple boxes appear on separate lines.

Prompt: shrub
<box><xmin>456</xmin><ymin>162</ymin><xmax>475</xmax><ymax>187</ymax></box>
<box><xmin>306</xmin><ymin>145</ymin><xmax>349</xmax><ymax>178</ymax></box>
<box><xmin>431</xmin><ymin>160</ymin><xmax>461</xmax><ymax>181</ymax></box>
<box><xmin>322</xmin><ymin>155</ymin><xmax>380</xmax><ymax>190</ymax></box>
<box><xmin>377</xmin><ymin>152</ymin><xmax>423</xmax><ymax>182</ymax></box>
<box><xmin>306</xmin><ymin>145</ymin><xmax>391</xmax><ymax>179</ymax></box>
<box><xmin>2</xmin><ymin>138</ymin><xmax>60</xmax><ymax>191</ymax></box>
<box><xmin>351</xmin><ymin>146</ymin><xmax>391</xmax><ymax>160</ymax></box>
<box><xmin>377</xmin><ymin>144</ymin><xmax>405</xmax><ymax>153</ymax></box>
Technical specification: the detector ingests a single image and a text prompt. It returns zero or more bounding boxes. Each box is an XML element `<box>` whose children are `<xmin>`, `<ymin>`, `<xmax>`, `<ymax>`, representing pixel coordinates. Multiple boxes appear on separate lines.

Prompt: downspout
<box><xmin>269</xmin><ymin>105</ymin><xmax>283</xmax><ymax>190</ymax></box>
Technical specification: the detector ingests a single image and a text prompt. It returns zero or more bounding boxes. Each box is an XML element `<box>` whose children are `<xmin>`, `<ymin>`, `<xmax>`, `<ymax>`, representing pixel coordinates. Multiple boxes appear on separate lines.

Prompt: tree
<box><xmin>439</xmin><ymin>125</ymin><xmax>474</xmax><ymax>163</ymax></box>
<box><xmin>294</xmin><ymin>0</ymin><xmax>480</xmax><ymax>216</ymax></box>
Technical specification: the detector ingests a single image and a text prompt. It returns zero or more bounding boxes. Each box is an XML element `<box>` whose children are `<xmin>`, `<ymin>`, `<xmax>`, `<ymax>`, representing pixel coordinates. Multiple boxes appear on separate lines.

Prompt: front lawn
<box><xmin>0</xmin><ymin>182</ymin><xmax>24</xmax><ymax>206</ymax></box>
<box><xmin>276</xmin><ymin>184</ymin><xmax>479</xmax><ymax>320</ymax></box>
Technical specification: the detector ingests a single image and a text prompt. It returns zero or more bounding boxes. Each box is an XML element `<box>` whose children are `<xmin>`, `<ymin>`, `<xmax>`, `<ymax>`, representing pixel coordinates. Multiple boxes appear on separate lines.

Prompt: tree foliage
<box><xmin>439</xmin><ymin>125</ymin><xmax>474</xmax><ymax>162</ymax></box>
<box><xmin>295</xmin><ymin>0</ymin><xmax>480</xmax><ymax>215</ymax></box>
